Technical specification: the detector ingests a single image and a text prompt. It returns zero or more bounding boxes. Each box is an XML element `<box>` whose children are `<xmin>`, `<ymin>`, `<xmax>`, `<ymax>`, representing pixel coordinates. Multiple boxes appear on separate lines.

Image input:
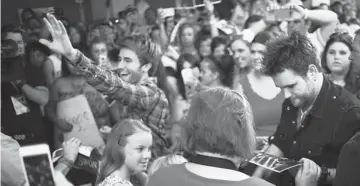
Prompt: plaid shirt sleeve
<box><xmin>71</xmin><ymin>51</ymin><xmax>161</xmax><ymax>112</ymax></box>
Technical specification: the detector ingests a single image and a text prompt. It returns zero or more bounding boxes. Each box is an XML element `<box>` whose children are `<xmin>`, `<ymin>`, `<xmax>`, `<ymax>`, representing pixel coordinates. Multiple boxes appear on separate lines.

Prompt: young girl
<box><xmin>97</xmin><ymin>119</ymin><xmax>152</xmax><ymax>186</ymax></box>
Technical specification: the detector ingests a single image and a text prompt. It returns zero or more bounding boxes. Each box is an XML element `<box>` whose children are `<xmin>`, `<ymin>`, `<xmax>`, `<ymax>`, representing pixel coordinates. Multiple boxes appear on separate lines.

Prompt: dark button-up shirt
<box><xmin>269</xmin><ymin>77</ymin><xmax>360</xmax><ymax>186</ymax></box>
<box><xmin>334</xmin><ymin>131</ymin><xmax>360</xmax><ymax>186</ymax></box>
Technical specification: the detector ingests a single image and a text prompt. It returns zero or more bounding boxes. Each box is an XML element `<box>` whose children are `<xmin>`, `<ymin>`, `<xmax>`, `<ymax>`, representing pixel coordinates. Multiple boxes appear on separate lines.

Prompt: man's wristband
<box><xmin>66</xmin><ymin>49</ymin><xmax>82</xmax><ymax>65</ymax></box>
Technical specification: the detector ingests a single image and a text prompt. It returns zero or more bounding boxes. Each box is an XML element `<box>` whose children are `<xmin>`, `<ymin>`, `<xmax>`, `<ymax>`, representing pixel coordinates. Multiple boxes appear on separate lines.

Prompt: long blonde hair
<box><xmin>96</xmin><ymin>119</ymin><xmax>151</xmax><ymax>184</ymax></box>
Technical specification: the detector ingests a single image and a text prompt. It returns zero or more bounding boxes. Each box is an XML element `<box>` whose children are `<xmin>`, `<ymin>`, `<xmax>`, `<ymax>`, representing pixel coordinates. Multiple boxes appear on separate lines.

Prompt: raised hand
<box><xmin>204</xmin><ymin>0</ymin><xmax>214</xmax><ymax>13</ymax></box>
<box><xmin>284</xmin><ymin>3</ymin><xmax>307</xmax><ymax>21</ymax></box>
<box><xmin>39</xmin><ymin>13</ymin><xmax>77</xmax><ymax>60</ymax></box>
<box><xmin>157</xmin><ymin>8</ymin><xmax>166</xmax><ymax>25</ymax></box>
<box><xmin>62</xmin><ymin>137</ymin><xmax>81</xmax><ymax>162</ymax></box>
<box><xmin>264</xmin><ymin>2</ymin><xmax>281</xmax><ymax>24</ymax></box>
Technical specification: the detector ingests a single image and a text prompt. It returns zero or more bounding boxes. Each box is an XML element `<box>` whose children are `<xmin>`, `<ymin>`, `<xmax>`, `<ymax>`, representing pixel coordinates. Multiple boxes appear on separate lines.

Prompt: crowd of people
<box><xmin>2</xmin><ymin>0</ymin><xmax>360</xmax><ymax>185</ymax></box>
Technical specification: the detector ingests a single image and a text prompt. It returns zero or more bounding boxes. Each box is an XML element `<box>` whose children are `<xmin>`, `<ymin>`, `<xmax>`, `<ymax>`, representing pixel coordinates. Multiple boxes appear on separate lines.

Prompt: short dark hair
<box><xmin>252</xmin><ymin>31</ymin><xmax>275</xmax><ymax>45</ymax></box>
<box><xmin>89</xmin><ymin>36</ymin><xmax>107</xmax><ymax>48</ymax></box>
<box><xmin>1</xmin><ymin>24</ymin><xmax>23</xmax><ymax>40</ymax></box>
<box><xmin>203</xmin><ymin>55</ymin><xmax>235</xmax><ymax>88</ymax></box>
<box><xmin>195</xmin><ymin>27</ymin><xmax>212</xmax><ymax>53</ymax></box>
<box><xmin>177</xmin><ymin>54</ymin><xmax>200</xmax><ymax>99</ymax></box>
<box><xmin>244</xmin><ymin>15</ymin><xmax>263</xmax><ymax>29</ymax></box>
<box><xmin>25</xmin><ymin>41</ymin><xmax>51</xmax><ymax>62</ymax></box>
<box><xmin>118</xmin><ymin>11</ymin><xmax>126</xmax><ymax>19</ymax></box>
<box><xmin>262</xmin><ymin>31</ymin><xmax>320</xmax><ymax>77</ymax></box>
<box><xmin>123</xmin><ymin>6</ymin><xmax>138</xmax><ymax>17</ymax></box>
<box><xmin>211</xmin><ymin>36</ymin><xmax>228</xmax><ymax>53</ymax></box>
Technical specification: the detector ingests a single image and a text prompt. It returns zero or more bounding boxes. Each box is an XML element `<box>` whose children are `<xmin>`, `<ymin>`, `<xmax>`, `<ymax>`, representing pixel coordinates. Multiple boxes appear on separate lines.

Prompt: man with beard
<box><xmin>252</xmin><ymin>32</ymin><xmax>360</xmax><ymax>186</ymax></box>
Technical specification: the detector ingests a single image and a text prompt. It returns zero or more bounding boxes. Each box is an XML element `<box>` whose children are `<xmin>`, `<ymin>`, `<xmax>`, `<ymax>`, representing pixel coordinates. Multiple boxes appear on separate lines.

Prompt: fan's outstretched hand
<box><xmin>39</xmin><ymin>13</ymin><xmax>76</xmax><ymax>60</ymax></box>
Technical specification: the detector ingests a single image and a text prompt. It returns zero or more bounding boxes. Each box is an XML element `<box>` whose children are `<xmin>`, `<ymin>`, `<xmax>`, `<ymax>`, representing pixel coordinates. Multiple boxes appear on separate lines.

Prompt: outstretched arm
<box><xmin>40</xmin><ymin>13</ymin><xmax>165</xmax><ymax>112</ymax></box>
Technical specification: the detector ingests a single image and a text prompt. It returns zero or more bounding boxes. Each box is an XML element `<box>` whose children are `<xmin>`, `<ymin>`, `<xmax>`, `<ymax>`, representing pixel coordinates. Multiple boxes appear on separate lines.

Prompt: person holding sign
<box><xmin>45</xmin><ymin>65</ymin><xmax>112</xmax><ymax>149</ymax></box>
<box><xmin>40</xmin><ymin>14</ymin><xmax>170</xmax><ymax>158</ymax></box>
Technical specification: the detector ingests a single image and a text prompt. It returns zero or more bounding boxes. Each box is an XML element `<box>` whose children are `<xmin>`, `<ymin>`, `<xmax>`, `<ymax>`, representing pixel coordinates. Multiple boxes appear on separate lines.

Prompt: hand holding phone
<box><xmin>274</xmin><ymin>8</ymin><xmax>291</xmax><ymax>20</ymax></box>
<box><xmin>19</xmin><ymin>144</ymin><xmax>56</xmax><ymax>186</ymax></box>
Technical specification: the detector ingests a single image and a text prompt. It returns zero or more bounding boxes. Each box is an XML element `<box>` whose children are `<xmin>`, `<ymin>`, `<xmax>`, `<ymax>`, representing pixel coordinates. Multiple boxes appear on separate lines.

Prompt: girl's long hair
<box><xmin>96</xmin><ymin>119</ymin><xmax>151</xmax><ymax>184</ymax></box>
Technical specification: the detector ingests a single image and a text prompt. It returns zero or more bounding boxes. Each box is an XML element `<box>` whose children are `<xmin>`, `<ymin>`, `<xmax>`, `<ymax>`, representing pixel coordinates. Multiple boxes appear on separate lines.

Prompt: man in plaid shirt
<box><xmin>41</xmin><ymin>14</ymin><xmax>170</xmax><ymax>157</ymax></box>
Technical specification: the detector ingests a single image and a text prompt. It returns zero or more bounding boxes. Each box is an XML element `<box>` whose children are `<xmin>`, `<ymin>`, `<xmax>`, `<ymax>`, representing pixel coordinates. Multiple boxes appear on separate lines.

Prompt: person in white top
<box><xmin>44</xmin><ymin>53</ymin><xmax>62</xmax><ymax>87</ymax></box>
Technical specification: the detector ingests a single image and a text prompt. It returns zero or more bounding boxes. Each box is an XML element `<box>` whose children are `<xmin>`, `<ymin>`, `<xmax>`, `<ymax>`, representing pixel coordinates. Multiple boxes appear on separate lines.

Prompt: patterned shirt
<box><xmin>71</xmin><ymin>51</ymin><xmax>171</xmax><ymax>157</ymax></box>
<box><xmin>98</xmin><ymin>175</ymin><xmax>133</xmax><ymax>186</ymax></box>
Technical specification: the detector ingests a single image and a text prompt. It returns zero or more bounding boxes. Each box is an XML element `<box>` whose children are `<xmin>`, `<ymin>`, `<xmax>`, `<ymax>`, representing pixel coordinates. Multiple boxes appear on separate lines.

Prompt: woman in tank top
<box><xmin>239</xmin><ymin>32</ymin><xmax>284</xmax><ymax>139</ymax></box>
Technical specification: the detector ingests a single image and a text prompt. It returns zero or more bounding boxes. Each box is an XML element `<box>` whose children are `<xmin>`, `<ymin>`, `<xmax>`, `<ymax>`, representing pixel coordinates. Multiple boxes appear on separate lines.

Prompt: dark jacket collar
<box><xmin>308</xmin><ymin>76</ymin><xmax>331</xmax><ymax>118</ymax></box>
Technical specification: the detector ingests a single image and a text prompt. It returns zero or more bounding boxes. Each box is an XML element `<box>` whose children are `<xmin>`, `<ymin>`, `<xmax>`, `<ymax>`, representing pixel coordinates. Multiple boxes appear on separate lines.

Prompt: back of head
<box><xmin>211</xmin><ymin>36</ymin><xmax>228</xmax><ymax>53</ymax></box>
<box><xmin>244</xmin><ymin>15</ymin><xmax>263</xmax><ymax>29</ymax></box>
<box><xmin>252</xmin><ymin>31</ymin><xmax>275</xmax><ymax>45</ymax></box>
<box><xmin>262</xmin><ymin>31</ymin><xmax>320</xmax><ymax>77</ymax></box>
<box><xmin>204</xmin><ymin>55</ymin><xmax>235</xmax><ymax>88</ymax></box>
<box><xmin>97</xmin><ymin>119</ymin><xmax>151</xmax><ymax>184</ymax></box>
<box><xmin>183</xmin><ymin>87</ymin><xmax>255</xmax><ymax>159</ymax></box>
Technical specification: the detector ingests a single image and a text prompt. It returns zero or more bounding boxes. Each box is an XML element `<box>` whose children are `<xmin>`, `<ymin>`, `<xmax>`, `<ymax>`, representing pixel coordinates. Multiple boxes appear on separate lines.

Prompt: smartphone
<box><xmin>274</xmin><ymin>8</ymin><xmax>291</xmax><ymax>19</ymax></box>
<box><xmin>158</xmin><ymin>8</ymin><xmax>175</xmax><ymax>18</ymax></box>
<box><xmin>19</xmin><ymin>144</ymin><xmax>56</xmax><ymax>186</ymax></box>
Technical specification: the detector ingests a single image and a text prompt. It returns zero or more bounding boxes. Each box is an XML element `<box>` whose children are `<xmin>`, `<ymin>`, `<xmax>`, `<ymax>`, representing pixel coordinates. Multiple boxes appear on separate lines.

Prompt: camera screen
<box><xmin>23</xmin><ymin>154</ymin><xmax>55</xmax><ymax>186</ymax></box>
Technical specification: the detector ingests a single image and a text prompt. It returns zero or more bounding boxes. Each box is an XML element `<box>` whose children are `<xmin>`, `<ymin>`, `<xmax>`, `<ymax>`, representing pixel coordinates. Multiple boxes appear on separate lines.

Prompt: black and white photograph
<box><xmin>2</xmin><ymin>0</ymin><xmax>360</xmax><ymax>186</ymax></box>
